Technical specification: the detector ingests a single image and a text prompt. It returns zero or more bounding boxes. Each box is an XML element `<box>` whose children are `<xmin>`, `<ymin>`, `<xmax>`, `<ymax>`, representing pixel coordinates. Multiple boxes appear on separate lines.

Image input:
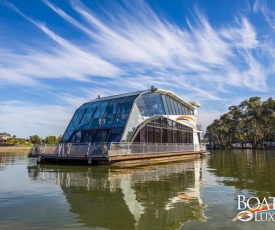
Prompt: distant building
<box><xmin>0</xmin><ymin>132</ymin><xmax>11</xmax><ymax>144</ymax></box>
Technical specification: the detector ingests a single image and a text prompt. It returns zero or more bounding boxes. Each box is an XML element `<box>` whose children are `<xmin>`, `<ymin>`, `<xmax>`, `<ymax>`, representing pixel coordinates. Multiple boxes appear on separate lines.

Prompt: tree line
<box><xmin>8</xmin><ymin>135</ymin><xmax>62</xmax><ymax>145</ymax></box>
<box><xmin>205</xmin><ymin>97</ymin><xmax>275</xmax><ymax>148</ymax></box>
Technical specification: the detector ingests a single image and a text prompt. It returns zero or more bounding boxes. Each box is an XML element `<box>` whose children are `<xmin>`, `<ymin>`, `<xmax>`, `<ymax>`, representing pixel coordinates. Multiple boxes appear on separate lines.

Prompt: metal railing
<box><xmin>30</xmin><ymin>142</ymin><xmax>206</xmax><ymax>157</ymax></box>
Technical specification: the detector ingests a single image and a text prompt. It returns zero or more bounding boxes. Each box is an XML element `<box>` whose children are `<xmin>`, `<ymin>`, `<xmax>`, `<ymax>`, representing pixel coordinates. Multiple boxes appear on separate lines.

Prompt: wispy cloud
<box><xmin>1</xmin><ymin>0</ymin><xmax>275</xmax><ymax>136</ymax></box>
<box><xmin>1</xmin><ymin>0</ymin><xmax>272</xmax><ymax>98</ymax></box>
<box><xmin>0</xmin><ymin>0</ymin><xmax>121</xmax><ymax>87</ymax></box>
<box><xmin>253</xmin><ymin>0</ymin><xmax>275</xmax><ymax>29</ymax></box>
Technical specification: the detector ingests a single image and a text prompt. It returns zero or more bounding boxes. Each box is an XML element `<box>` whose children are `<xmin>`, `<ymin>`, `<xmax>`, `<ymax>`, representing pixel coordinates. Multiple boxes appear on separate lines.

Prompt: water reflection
<box><xmin>28</xmin><ymin>160</ymin><xmax>206</xmax><ymax>229</ymax></box>
<box><xmin>208</xmin><ymin>149</ymin><xmax>275</xmax><ymax>199</ymax></box>
<box><xmin>0</xmin><ymin>151</ymin><xmax>28</xmax><ymax>168</ymax></box>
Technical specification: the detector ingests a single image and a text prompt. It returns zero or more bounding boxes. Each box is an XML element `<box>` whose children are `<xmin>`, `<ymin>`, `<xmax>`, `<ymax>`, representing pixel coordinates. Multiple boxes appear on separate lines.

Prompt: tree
<box><xmin>30</xmin><ymin>135</ymin><xmax>42</xmax><ymax>144</ymax></box>
<box><xmin>56</xmin><ymin>135</ymin><xmax>62</xmax><ymax>143</ymax></box>
<box><xmin>205</xmin><ymin>96</ymin><xmax>275</xmax><ymax>148</ymax></box>
<box><xmin>44</xmin><ymin>136</ymin><xmax>57</xmax><ymax>144</ymax></box>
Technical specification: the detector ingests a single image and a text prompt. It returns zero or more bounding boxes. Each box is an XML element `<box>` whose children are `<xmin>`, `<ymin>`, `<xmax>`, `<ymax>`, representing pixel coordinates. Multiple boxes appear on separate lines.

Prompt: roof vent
<box><xmin>189</xmin><ymin>101</ymin><xmax>201</xmax><ymax>107</ymax></box>
<box><xmin>151</xmin><ymin>86</ymin><xmax>158</xmax><ymax>92</ymax></box>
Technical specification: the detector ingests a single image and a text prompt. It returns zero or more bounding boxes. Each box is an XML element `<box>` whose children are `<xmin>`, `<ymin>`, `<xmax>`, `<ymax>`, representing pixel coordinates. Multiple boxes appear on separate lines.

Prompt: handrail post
<box><xmin>87</xmin><ymin>143</ymin><xmax>91</xmax><ymax>157</ymax></box>
<box><xmin>67</xmin><ymin>143</ymin><xmax>71</xmax><ymax>155</ymax></box>
<box><xmin>126</xmin><ymin>143</ymin><xmax>129</xmax><ymax>155</ymax></box>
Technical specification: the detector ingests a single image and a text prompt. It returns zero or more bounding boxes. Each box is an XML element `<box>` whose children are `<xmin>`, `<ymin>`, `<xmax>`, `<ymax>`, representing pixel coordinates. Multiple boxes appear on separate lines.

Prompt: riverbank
<box><xmin>0</xmin><ymin>146</ymin><xmax>31</xmax><ymax>152</ymax></box>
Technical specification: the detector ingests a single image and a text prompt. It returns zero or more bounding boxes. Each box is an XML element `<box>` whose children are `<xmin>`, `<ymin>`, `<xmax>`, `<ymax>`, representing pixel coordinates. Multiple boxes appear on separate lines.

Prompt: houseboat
<box><xmin>34</xmin><ymin>87</ymin><xmax>206</xmax><ymax>165</ymax></box>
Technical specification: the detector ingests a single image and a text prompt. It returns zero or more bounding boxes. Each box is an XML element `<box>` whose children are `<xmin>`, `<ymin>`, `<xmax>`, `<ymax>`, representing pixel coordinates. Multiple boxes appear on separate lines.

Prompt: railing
<box><xmin>30</xmin><ymin>142</ymin><xmax>206</xmax><ymax>157</ymax></box>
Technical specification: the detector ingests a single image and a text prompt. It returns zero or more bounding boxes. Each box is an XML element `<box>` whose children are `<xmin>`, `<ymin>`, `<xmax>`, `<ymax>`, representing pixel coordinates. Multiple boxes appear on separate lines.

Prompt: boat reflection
<box><xmin>28</xmin><ymin>160</ymin><xmax>206</xmax><ymax>229</ymax></box>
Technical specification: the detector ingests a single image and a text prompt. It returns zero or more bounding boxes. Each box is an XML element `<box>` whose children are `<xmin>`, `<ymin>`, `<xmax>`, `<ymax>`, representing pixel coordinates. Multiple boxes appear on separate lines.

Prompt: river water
<box><xmin>1</xmin><ymin>149</ymin><xmax>275</xmax><ymax>230</ymax></box>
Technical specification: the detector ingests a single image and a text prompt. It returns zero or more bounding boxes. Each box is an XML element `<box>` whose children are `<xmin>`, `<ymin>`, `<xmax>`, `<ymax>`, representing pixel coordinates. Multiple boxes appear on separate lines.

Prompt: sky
<box><xmin>1</xmin><ymin>0</ymin><xmax>275</xmax><ymax>138</ymax></box>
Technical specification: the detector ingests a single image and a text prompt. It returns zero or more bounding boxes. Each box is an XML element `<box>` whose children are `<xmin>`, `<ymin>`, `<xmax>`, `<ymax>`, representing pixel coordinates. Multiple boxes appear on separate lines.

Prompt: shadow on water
<box><xmin>28</xmin><ymin>160</ymin><xmax>206</xmax><ymax>230</ymax></box>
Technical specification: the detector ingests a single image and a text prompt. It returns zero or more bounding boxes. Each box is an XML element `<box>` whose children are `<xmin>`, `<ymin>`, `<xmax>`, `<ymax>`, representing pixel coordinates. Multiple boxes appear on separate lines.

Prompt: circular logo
<box><xmin>237</xmin><ymin>211</ymin><xmax>254</xmax><ymax>222</ymax></box>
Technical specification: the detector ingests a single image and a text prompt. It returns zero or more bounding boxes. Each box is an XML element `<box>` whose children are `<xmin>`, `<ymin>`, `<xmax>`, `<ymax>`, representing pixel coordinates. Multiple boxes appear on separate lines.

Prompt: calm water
<box><xmin>1</xmin><ymin>150</ymin><xmax>275</xmax><ymax>229</ymax></box>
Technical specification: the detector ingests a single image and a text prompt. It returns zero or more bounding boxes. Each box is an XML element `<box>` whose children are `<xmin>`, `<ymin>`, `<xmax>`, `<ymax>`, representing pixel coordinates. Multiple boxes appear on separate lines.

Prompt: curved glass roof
<box><xmin>61</xmin><ymin>89</ymin><xmax>196</xmax><ymax>143</ymax></box>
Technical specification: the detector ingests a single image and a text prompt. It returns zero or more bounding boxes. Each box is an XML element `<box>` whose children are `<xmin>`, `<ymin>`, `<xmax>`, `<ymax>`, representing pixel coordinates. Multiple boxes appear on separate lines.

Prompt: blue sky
<box><xmin>1</xmin><ymin>0</ymin><xmax>275</xmax><ymax>138</ymax></box>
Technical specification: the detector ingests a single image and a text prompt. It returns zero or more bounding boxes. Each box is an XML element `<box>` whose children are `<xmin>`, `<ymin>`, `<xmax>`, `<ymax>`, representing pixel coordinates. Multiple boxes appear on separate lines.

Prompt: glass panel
<box><xmin>176</xmin><ymin>102</ymin><xmax>181</xmax><ymax>115</ymax></box>
<box><xmin>174</xmin><ymin>100</ymin><xmax>180</xmax><ymax>114</ymax></box>
<box><xmin>173</xmin><ymin>130</ymin><xmax>177</xmax><ymax>143</ymax></box>
<box><xmin>183</xmin><ymin>106</ymin><xmax>187</xmax><ymax>114</ymax></box>
<box><xmin>188</xmin><ymin>132</ymin><xmax>192</xmax><ymax>143</ymax></box>
<box><xmin>177</xmin><ymin>104</ymin><xmax>182</xmax><ymax>114</ymax></box>
<box><xmin>148</xmin><ymin>94</ymin><xmax>158</xmax><ymax>116</ymax></box>
<box><xmin>153</xmin><ymin>94</ymin><xmax>165</xmax><ymax>115</ymax></box>
<box><xmin>165</xmin><ymin>96</ymin><xmax>172</xmax><ymax>114</ymax></box>
<box><xmin>61</xmin><ymin>131</ymin><xmax>73</xmax><ymax>143</ymax></box>
<box><xmin>137</xmin><ymin>93</ymin><xmax>153</xmax><ymax>116</ymax></box>
<box><xmin>172</xmin><ymin>121</ymin><xmax>176</xmax><ymax>127</ymax></box>
<box><xmin>107</xmin><ymin>127</ymin><xmax>124</xmax><ymax>142</ymax></box>
<box><xmin>140</xmin><ymin>127</ymin><xmax>147</xmax><ymax>142</ymax></box>
<box><xmin>120</xmin><ymin>93</ymin><xmax>166</xmax><ymax>142</ymax></box>
<box><xmin>169</xmin><ymin>97</ymin><xmax>176</xmax><ymax>114</ymax></box>
<box><xmin>135</xmin><ymin>94</ymin><xmax>147</xmax><ymax>117</ymax></box>
<box><xmin>155</xmin><ymin>128</ymin><xmax>161</xmax><ymax>143</ymax></box>
<box><xmin>177</xmin><ymin>131</ymin><xmax>182</xmax><ymax>143</ymax></box>
<box><xmin>77</xmin><ymin>101</ymin><xmax>101</xmax><ymax>130</ymax></box>
<box><xmin>154</xmin><ymin>118</ymin><xmax>161</xmax><ymax>127</ymax></box>
<box><xmin>167</xmin><ymin>130</ymin><xmax>172</xmax><ymax>143</ymax></box>
<box><xmin>67</xmin><ymin>120</ymin><xmax>76</xmax><ymax>131</ymax></box>
<box><xmin>161</xmin><ymin>118</ymin><xmax>167</xmax><ymax>128</ymax></box>
<box><xmin>66</xmin><ymin>112</ymin><xmax>80</xmax><ymax>131</ymax></box>
<box><xmin>133</xmin><ymin>132</ymin><xmax>140</xmax><ymax>142</ymax></box>
<box><xmin>179</xmin><ymin>104</ymin><xmax>184</xmax><ymax>114</ymax></box>
<box><xmin>100</xmin><ymin>97</ymin><xmax>126</xmax><ymax>128</ymax></box>
<box><xmin>167</xmin><ymin>119</ymin><xmax>173</xmax><ymax>128</ymax></box>
<box><xmin>70</xmin><ymin>130</ymin><xmax>82</xmax><ymax>143</ymax></box>
<box><xmin>161</xmin><ymin>129</ymin><xmax>167</xmax><ymax>143</ymax></box>
<box><xmin>135</xmin><ymin>93</ymin><xmax>165</xmax><ymax>117</ymax></box>
<box><xmin>148</xmin><ymin>120</ymin><xmax>155</xmax><ymax>126</ymax></box>
<box><xmin>120</xmin><ymin>102</ymin><xmax>143</xmax><ymax>142</ymax></box>
<box><xmin>81</xmin><ymin>130</ymin><xmax>96</xmax><ymax>143</ymax></box>
<box><xmin>79</xmin><ymin>102</ymin><xmax>92</xmax><ymax>110</ymax></box>
<box><xmin>162</xmin><ymin>95</ymin><xmax>168</xmax><ymax>114</ymax></box>
<box><xmin>183</xmin><ymin>132</ymin><xmax>187</xmax><ymax>143</ymax></box>
<box><xmin>93</xmin><ymin>129</ymin><xmax>109</xmax><ymax>142</ymax></box>
<box><xmin>88</xmin><ymin>100</ymin><xmax>110</xmax><ymax>129</ymax></box>
<box><xmin>148</xmin><ymin>126</ymin><xmax>155</xmax><ymax>143</ymax></box>
<box><xmin>73</xmin><ymin>107</ymin><xmax>88</xmax><ymax>129</ymax></box>
<box><xmin>113</xmin><ymin>95</ymin><xmax>138</xmax><ymax>128</ymax></box>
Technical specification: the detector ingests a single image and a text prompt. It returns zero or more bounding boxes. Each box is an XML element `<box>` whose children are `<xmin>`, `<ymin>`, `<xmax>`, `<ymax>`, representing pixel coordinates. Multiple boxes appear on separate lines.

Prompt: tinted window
<box><xmin>165</xmin><ymin>96</ymin><xmax>172</xmax><ymax>114</ymax></box>
<box><xmin>112</xmin><ymin>95</ymin><xmax>138</xmax><ymax>127</ymax></box>
<box><xmin>82</xmin><ymin>130</ymin><xmax>96</xmax><ymax>143</ymax></box>
<box><xmin>77</xmin><ymin>101</ymin><xmax>101</xmax><ymax>130</ymax></box>
<box><xmin>88</xmin><ymin>100</ymin><xmax>110</xmax><ymax>129</ymax></box>
<box><xmin>107</xmin><ymin>127</ymin><xmax>124</xmax><ymax>142</ymax></box>
<box><xmin>169</xmin><ymin>97</ymin><xmax>176</xmax><ymax>114</ymax></box>
<box><xmin>93</xmin><ymin>129</ymin><xmax>109</xmax><ymax>142</ymax></box>
<box><xmin>162</xmin><ymin>95</ymin><xmax>168</xmax><ymax>114</ymax></box>
<box><xmin>100</xmin><ymin>97</ymin><xmax>126</xmax><ymax>128</ymax></box>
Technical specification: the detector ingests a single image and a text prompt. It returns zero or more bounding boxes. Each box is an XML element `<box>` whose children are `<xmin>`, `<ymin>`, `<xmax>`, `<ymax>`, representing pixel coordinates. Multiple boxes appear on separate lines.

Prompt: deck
<box><xmin>30</xmin><ymin>143</ymin><xmax>206</xmax><ymax>166</ymax></box>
